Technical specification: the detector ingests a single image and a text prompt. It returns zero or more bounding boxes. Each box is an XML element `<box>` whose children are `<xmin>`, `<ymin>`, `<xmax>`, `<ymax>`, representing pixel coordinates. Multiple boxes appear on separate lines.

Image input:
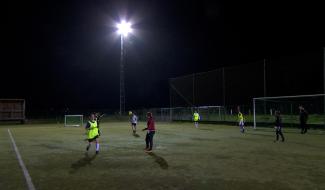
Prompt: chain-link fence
<box><xmin>132</xmin><ymin>105</ymin><xmax>252</xmax><ymax>123</ymax></box>
<box><xmin>254</xmin><ymin>94</ymin><xmax>325</xmax><ymax>128</ymax></box>
<box><xmin>169</xmin><ymin>62</ymin><xmax>265</xmax><ymax>108</ymax></box>
<box><xmin>170</xmin><ymin>51</ymin><xmax>324</xmax><ymax>108</ymax></box>
<box><xmin>167</xmin><ymin>51</ymin><xmax>325</xmax><ymax>127</ymax></box>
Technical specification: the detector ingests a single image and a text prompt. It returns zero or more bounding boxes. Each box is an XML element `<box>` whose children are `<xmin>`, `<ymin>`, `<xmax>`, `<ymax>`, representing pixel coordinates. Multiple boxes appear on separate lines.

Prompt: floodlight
<box><xmin>117</xmin><ymin>21</ymin><xmax>132</xmax><ymax>37</ymax></box>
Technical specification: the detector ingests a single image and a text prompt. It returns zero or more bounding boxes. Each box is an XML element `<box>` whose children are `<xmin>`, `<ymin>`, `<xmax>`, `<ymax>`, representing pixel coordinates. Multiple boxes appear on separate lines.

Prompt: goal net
<box><xmin>253</xmin><ymin>94</ymin><xmax>325</xmax><ymax>128</ymax></box>
<box><xmin>64</xmin><ymin>115</ymin><xmax>83</xmax><ymax>127</ymax></box>
<box><xmin>150</xmin><ymin>106</ymin><xmax>226</xmax><ymax>122</ymax></box>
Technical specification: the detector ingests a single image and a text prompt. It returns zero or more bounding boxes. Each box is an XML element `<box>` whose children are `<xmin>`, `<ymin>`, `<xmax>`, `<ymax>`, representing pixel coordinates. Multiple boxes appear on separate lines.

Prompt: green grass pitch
<box><xmin>1</xmin><ymin>122</ymin><xmax>325</xmax><ymax>190</ymax></box>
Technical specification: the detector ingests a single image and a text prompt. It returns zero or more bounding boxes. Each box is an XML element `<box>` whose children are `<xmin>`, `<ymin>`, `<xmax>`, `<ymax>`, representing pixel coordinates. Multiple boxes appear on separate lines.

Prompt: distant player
<box><xmin>129</xmin><ymin>111</ymin><xmax>138</xmax><ymax>134</ymax></box>
<box><xmin>274</xmin><ymin>110</ymin><xmax>285</xmax><ymax>142</ymax></box>
<box><xmin>85</xmin><ymin>113</ymin><xmax>100</xmax><ymax>154</ymax></box>
<box><xmin>299</xmin><ymin>106</ymin><xmax>309</xmax><ymax>134</ymax></box>
<box><xmin>142</xmin><ymin>112</ymin><xmax>156</xmax><ymax>152</ymax></box>
<box><xmin>237</xmin><ymin>107</ymin><xmax>245</xmax><ymax>133</ymax></box>
<box><xmin>193</xmin><ymin>111</ymin><xmax>200</xmax><ymax>128</ymax></box>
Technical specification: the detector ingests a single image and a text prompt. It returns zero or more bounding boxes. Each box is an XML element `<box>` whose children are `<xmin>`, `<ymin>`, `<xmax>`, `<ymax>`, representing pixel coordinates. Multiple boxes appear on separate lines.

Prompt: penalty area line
<box><xmin>7</xmin><ymin>129</ymin><xmax>36</xmax><ymax>190</ymax></box>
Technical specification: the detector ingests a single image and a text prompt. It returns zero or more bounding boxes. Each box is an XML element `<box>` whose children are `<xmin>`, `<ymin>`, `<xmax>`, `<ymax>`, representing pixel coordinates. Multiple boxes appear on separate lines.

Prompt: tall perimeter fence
<box><xmin>167</xmin><ymin>51</ymin><xmax>325</xmax><ymax>128</ymax></box>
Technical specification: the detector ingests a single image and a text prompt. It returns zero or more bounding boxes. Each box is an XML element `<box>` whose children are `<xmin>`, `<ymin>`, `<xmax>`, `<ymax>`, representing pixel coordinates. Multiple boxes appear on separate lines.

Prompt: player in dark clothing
<box><xmin>142</xmin><ymin>112</ymin><xmax>156</xmax><ymax>153</ymax></box>
<box><xmin>299</xmin><ymin>106</ymin><xmax>309</xmax><ymax>134</ymax></box>
<box><xmin>274</xmin><ymin>111</ymin><xmax>285</xmax><ymax>142</ymax></box>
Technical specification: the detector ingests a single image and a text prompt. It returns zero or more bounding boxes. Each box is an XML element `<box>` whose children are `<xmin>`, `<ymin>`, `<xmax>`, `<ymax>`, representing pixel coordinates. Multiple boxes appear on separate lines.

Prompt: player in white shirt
<box><xmin>129</xmin><ymin>111</ymin><xmax>138</xmax><ymax>135</ymax></box>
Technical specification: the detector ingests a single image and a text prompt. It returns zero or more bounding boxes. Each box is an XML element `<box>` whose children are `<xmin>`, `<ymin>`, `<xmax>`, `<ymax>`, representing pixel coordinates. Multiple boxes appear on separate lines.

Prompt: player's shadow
<box><xmin>147</xmin><ymin>152</ymin><xmax>168</xmax><ymax>170</ymax></box>
<box><xmin>198</xmin><ymin>128</ymin><xmax>214</xmax><ymax>131</ymax></box>
<box><xmin>70</xmin><ymin>152</ymin><xmax>97</xmax><ymax>173</ymax></box>
<box><xmin>133</xmin><ymin>133</ymin><xmax>140</xmax><ymax>138</ymax></box>
<box><xmin>246</xmin><ymin>133</ymin><xmax>273</xmax><ymax>137</ymax></box>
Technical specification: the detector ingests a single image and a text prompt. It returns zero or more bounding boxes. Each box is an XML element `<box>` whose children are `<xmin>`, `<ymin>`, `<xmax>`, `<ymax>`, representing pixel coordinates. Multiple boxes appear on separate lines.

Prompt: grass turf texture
<box><xmin>1</xmin><ymin>122</ymin><xmax>325</xmax><ymax>190</ymax></box>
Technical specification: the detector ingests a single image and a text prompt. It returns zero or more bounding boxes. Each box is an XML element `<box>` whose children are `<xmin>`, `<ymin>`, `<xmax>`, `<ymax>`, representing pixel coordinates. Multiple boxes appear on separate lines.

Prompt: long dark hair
<box><xmin>147</xmin><ymin>112</ymin><xmax>153</xmax><ymax>118</ymax></box>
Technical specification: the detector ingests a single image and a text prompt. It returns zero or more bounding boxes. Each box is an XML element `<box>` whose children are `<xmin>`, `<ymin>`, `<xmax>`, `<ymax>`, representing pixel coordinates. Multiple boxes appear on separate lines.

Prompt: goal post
<box><xmin>253</xmin><ymin>94</ymin><xmax>325</xmax><ymax>129</ymax></box>
<box><xmin>159</xmin><ymin>106</ymin><xmax>226</xmax><ymax>122</ymax></box>
<box><xmin>64</xmin><ymin>115</ymin><xmax>83</xmax><ymax>127</ymax></box>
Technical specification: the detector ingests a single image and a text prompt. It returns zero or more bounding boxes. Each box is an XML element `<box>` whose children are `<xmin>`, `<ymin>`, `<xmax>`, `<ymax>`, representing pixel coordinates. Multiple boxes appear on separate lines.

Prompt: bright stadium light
<box><xmin>117</xmin><ymin>20</ymin><xmax>132</xmax><ymax>37</ymax></box>
<box><xmin>116</xmin><ymin>20</ymin><xmax>133</xmax><ymax>115</ymax></box>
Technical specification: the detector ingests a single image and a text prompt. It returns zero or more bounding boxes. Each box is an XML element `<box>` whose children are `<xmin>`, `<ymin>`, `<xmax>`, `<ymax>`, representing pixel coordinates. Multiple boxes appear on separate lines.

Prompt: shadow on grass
<box><xmin>198</xmin><ymin>128</ymin><xmax>214</xmax><ymax>131</ymax></box>
<box><xmin>147</xmin><ymin>152</ymin><xmax>168</xmax><ymax>170</ymax></box>
<box><xmin>246</xmin><ymin>133</ymin><xmax>273</xmax><ymax>137</ymax></box>
<box><xmin>38</xmin><ymin>144</ymin><xmax>62</xmax><ymax>150</ymax></box>
<box><xmin>289</xmin><ymin>141</ymin><xmax>325</xmax><ymax>149</ymax></box>
<box><xmin>70</xmin><ymin>152</ymin><xmax>97</xmax><ymax>173</ymax></box>
<box><xmin>133</xmin><ymin>133</ymin><xmax>140</xmax><ymax>138</ymax></box>
<box><xmin>283</xmin><ymin>130</ymin><xmax>325</xmax><ymax>135</ymax></box>
<box><xmin>255</xmin><ymin>128</ymin><xmax>325</xmax><ymax>135</ymax></box>
<box><xmin>191</xmin><ymin>137</ymin><xmax>219</xmax><ymax>142</ymax></box>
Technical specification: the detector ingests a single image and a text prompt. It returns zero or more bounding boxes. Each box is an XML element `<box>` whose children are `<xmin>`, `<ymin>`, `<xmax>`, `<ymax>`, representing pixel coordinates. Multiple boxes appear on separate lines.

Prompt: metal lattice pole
<box><xmin>169</xmin><ymin>79</ymin><xmax>172</xmax><ymax>121</ymax></box>
<box><xmin>323</xmin><ymin>47</ymin><xmax>325</xmax><ymax>127</ymax></box>
<box><xmin>253</xmin><ymin>98</ymin><xmax>256</xmax><ymax>129</ymax></box>
<box><xmin>120</xmin><ymin>35</ymin><xmax>125</xmax><ymax>115</ymax></box>
<box><xmin>264</xmin><ymin>59</ymin><xmax>266</xmax><ymax>97</ymax></box>
<box><xmin>222</xmin><ymin>67</ymin><xmax>226</xmax><ymax>107</ymax></box>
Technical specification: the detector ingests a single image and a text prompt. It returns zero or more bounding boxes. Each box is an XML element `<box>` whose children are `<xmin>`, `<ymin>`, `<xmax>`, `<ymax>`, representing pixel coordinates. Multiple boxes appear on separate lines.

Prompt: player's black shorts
<box><xmin>88</xmin><ymin>135</ymin><xmax>99</xmax><ymax>142</ymax></box>
<box><xmin>131</xmin><ymin>123</ymin><xmax>137</xmax><ymax>126</ymax></box>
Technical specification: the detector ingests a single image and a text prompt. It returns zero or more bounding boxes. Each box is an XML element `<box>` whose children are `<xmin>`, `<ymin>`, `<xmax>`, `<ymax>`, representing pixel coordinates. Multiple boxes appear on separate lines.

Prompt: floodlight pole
<box><xmin>119</xmin><ymin>35</ymin><xmax>125</xmax><ymax>115</ymax></box>
<box><xmin>263</xmin><ymin>59</ymin><xmax>267</xmax><ymax>115</ymax></box>
<box><xmin>323</xmin><ymin>47</ymin><xmax>325</xmax><ymax>128</ymax></box>
<box><xmin>222</xmin><ymin>67</ymin><xmax>226</xmax><ymax>107</ymax></box>
<box><xmin>192</xmin><ymin>73</ymin><xmax>195</xmax><ymax>106</ymax></box>
<box><xmin>253</xmin><ymin>98</ymin><xmax>256</xmax><ymax>129</ymax></box>
<box><xmin>263</xmin><ymin>59</ymin><xmax>266</xmax><ymax>97</ymax></box>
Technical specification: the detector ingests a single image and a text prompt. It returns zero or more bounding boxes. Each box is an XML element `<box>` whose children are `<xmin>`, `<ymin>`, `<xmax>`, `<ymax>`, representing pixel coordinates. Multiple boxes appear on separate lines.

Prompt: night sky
<box><xmin>2</xmin><ymin>0</ymin><xmax>325</xmax><ymax>112</ymax></box>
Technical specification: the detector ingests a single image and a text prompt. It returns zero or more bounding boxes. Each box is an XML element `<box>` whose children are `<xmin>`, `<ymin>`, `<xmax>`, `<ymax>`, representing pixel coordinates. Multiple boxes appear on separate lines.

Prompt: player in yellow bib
<box><xmin>85</xmin><ymin>113</ymin><xmax>100</xmax><ymax>154</ymax></box>
<box><xmin>237</xmin><ymin>106</ymin><xmax>245</xmax><ymax>133</ymax></box>
<box><xmin>193</xmin><ymin>111</ymin><xmax>200</xmax><ymax>128</ymax></box>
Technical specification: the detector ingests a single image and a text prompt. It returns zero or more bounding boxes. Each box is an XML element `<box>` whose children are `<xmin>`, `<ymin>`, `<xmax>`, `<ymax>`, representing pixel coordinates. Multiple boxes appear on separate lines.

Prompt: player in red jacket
<box><xmin>142</xmin><ymin>112</ymin><xmax>156</xmax><ymax>152</ymax></box>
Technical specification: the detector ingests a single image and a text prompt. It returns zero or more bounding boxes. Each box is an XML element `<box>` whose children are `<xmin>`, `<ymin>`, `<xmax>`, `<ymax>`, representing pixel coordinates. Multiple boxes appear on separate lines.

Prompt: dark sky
<box><xmin>2</xmin><ymin>0</ymin><xmax>325</xmax><ymax>111</ymax></box>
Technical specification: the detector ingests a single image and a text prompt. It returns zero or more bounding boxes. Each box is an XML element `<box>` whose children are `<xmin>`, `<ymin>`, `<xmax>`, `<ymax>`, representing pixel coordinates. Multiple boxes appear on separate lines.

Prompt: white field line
<box><xmin>7</xmin><ymin>129</ymin><xmax>36</xmax><ymax>190</ymax></box>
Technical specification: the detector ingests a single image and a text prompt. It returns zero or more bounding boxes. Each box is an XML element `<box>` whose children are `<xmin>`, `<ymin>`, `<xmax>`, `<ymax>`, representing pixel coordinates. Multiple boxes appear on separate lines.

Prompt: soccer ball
<box><xmin>128</xmin><ymin>111</ymin><xmax>132</xmax><ymax>116</ymax></box>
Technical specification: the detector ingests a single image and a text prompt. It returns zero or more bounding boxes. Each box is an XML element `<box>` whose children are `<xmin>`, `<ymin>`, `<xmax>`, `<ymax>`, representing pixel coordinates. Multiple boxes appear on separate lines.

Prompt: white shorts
<box><xmin>239</xmin><ymin>121</ymin><xmax>244</xmax><ymax>126</ymax></box>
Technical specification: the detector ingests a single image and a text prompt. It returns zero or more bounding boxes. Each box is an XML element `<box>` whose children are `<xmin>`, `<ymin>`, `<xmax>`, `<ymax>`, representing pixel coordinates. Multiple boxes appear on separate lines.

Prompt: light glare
<box><xmin>117</xmin><ymin>21</ymin><xmax>132</xmax><ymax>36</ymax></box>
